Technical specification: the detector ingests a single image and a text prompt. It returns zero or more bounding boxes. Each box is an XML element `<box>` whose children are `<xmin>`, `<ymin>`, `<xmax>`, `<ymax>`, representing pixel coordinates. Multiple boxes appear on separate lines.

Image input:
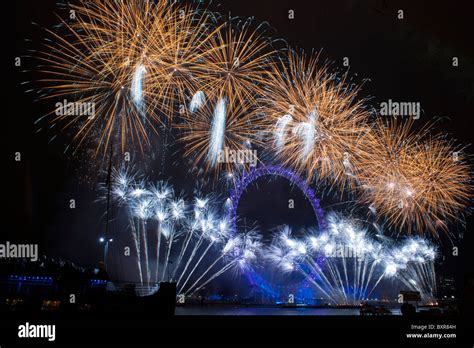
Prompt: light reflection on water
<box><xmin>176</xmin><ymin>306</ymin><xmax>401</xmax><ymax>316</ymax></box>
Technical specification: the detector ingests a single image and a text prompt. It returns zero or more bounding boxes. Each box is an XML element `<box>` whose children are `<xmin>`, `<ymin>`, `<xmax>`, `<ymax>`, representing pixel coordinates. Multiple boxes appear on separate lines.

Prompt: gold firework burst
<box><xmin>196</xmin><ymin>20</ymin><xmax>275</xmax><ymax>110</ymax></box>
<box><xmin>261</xmin><ymin>50</ymin><xmax>372</xmax><ymax>189</ymax></box>
<box><xmin>176</xmin><ymin>19</ymin><xmax>274</xmax><ymax>174</ymax></box>
<box><xmin>357</xmin><ymin>120</ymin><xmax>472</xmax><ymax>235</ymax></box>
<box><xmin>36</xmin><ymin>0</ymin><xmax>214</xmax><ymax>157</ymax></box>
<box><xmin>145</xmin><ymin>3</ymin><xmax>221</xmax><ymax>119</ymax></box>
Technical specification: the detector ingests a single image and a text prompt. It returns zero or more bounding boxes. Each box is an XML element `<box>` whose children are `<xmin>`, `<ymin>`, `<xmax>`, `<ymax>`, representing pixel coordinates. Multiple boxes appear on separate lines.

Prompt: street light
<box><xmin>98</xmin><ymin>237</ymin><xmax>112</xmax><ymax>266</ymax></box>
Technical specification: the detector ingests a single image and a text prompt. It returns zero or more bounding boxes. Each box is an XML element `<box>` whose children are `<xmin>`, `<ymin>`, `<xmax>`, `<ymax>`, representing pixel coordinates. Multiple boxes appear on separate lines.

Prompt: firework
<box><xmin>261</xmin><ymin>50</ymin><xmax>372</xmax><ymax>189</ymax></box>
<box><xmin>36</xmin><ymin>0</ymin><xmax>163</xmax><ymax>155</ymax></box>
<box><xmin>178</xmin><ymin>97</ymin><xmax>265</xmax><ymax>175</ymax></box>
<box><xmin>106</xmin><ymin>168</ymin><xmax>247</xmax><ymax>296</ymax></box>
<box><xmin>35</xmin><ymin>0</ymin><xmax>216</xmax><ymax>157</ymax></box>
<box><xmin>264</xmin><ymin>213</ymin><xmax>438</xmax><ymax>305</ymax></box>
<box><xmin>34</xmin><ymin>0</ymin><xmax>471</xmax><ymax>304</ymax></box>
<box><xmin>189</xmin><ymin>91</ymin><xmax>206</xmax><ymax>113</ymax></box>
<box><xmin>197</xmin><ymin>20</ymin><xmax>275</xmax><ymax>110</ymax></box>
<box><xmin>266</xmin><ymin>214</ymin><xmax>384</xmax><ymax>305</ymax></box>
<box><xmin>357</xmin><ymin>120</ymin><xmax>471</xmax><ymax>235</ymax></box>
<box><xmin>145</xmin><ymin>3</ymin><xmax>221</xmax><ymax>119</ymax></box>
<box><xmin>381</xmin><ymin>237</ymin><xmax>437</xmax><ymax>303</ymax></box>
<box><xmin>176</xmin><ymin>19</ymin><xmax>273</xmax><ymax>174</ymax></box>
<box><xmin>186</xmin><ymin>228</ymin><xmax>263</xmax><ymax>296</ymax></box>
<box><xmin>106</xmin><ymin>167</ymin><xmax>441</xmax><ymax>302</ymax></box>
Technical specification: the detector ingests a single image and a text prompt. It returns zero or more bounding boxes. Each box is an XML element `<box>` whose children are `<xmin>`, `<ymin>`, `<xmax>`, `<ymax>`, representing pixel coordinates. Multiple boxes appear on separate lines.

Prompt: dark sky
<box><xmin>6</xmin><ymin>0</ymin><xmax>474</xmax><ymax>294</ymax></box>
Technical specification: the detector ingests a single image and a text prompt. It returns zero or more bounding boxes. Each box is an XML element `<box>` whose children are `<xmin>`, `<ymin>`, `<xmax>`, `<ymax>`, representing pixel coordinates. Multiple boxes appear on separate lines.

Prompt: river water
<box><xmin>176</xmin><ymin>306</ymin><xmax>401</xmax><ymax>316</ymax></box>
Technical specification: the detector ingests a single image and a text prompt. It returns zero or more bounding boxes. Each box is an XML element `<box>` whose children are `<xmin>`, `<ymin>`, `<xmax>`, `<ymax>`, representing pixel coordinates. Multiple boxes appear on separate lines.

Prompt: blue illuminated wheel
<box><xmin>226</xmin><ymin>165</ymin><xmax>327</xmax><ymax>303</ymax></box>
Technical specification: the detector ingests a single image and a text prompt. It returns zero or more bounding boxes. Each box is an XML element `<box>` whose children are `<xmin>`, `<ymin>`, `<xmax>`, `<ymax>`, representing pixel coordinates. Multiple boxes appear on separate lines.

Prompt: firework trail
<box><xmin>177</xmin><ymin>18</ymin><xmax>274</xmax><ymax>175</ymax></box>
<box><xmin>292</xmin><ymin>108</ymin><xmax>317</xmax><ymax>158</ymax></box>
<box><xmin>106</xmin><ymin>169</ymin><xmax>252</xmax><ymax>296</ymax></box>
<box><xmin>274</xmin><ymin>114</ymin><xmax>293</xmax><ymax>149</ymax></box>
<box><xmin>265</xmin><ymin>213</ymin><xmax>438</xmax><ymax>305</ymax></box>
<box><xmin>179</xmin><ymin>98</ymin><xmax>264</xmax><ymax>175</ymax></box>
<box><xmin>379</xmin><ymin>237</ymin><xmax>438</xmax><ymax>303</ymax></box>
<box><xmin>189</xmin><ymin>91</ymin><xmax>206</xmax><ymax>113</ymax></box>
<box><xmin>131</xmin><ymin>64</ymin><xmax>146</xmax><ymax>108</ymax></box>
<box><xmin>208</xmin><ymin>97</ymin><xmax>227</xmax><ymax>167</ymax></box>
<box><xmin>187</xmin><ymin>230</ymin><xmax>263</xmax><ymax>296</ymax></box>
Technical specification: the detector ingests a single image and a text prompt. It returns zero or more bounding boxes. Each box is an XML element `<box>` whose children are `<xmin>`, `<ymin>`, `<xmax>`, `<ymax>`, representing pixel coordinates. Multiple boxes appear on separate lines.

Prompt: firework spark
<box><xmin>176</xmin><ymin>19</ymin><xmax>274</xmax><ymax>174</ymax></box>
<box><xmin>265</xmin><ymin>213</ymin><xmax>438</xmax><ymax>304</ymax></box>
<box><xmin>208</xmin><ymin>97</ymin><xmax>228</xmax><ymax>166</ymax></box>
<box><xmin>35</xmin><ymin>0</ymin><xmax>217</xmax><ymax>157</ymax></box>
<box><xmin>106</xmin><ymin>168</ymin><xmax>245</xmax><ymax>296</ymax></box>
<box><xmin>382</xmin><ymin>237</ymin><xmax>438</xmax><ymax>302</ymax></box>
<box><xmin>261</xmin><ymin>50</ymin><xmax>372</xmax><ymax>189</ymax></box>
<box><xmin>36</xmin><ymin>0</ymin><xmax>168</xmax><ymax>155</ymax></box>
<box><xmin>179</xmin><ymin>97</ymin><xmax>264</xmax><ymax>174</ymax></box>
<box><xmin>145</xmin><ymin>3</ymin><xmax>221</xmax><ymax>119</ymax></box>
<box><xmin>189</xmin><ymin>90</ymin><xmax>206</xmax><ymax>113</ymax></box>
<box><xmin>357</xmin><ymin>120</ymin><xmax>471</xmax><ymax>235</ymax></box>
<box><xmin>197</xmin><ymin>20</ymin><xmax>275</xmax><ymax>110</ymax></box>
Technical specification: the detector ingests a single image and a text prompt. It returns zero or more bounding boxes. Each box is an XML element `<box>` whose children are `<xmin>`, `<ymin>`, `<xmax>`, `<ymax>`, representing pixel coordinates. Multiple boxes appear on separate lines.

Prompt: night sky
<box><xmin>7</xmin><ymin>0</ymin><xmax>474</xmax><ymax>296</ymax></box>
